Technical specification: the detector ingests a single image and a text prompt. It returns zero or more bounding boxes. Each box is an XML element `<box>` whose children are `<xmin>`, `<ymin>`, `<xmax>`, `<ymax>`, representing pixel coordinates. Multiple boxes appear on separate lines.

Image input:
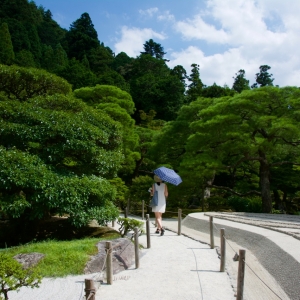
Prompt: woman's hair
<box><xmin>154</xmin><ymin>175</ymin><xmax>162</xmax><ymax>182</ymax></box>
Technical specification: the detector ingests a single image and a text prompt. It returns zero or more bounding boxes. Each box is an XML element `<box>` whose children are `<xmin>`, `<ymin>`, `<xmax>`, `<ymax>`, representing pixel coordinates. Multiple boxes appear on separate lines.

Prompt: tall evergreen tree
<box><xmin>65</xmin><ymin>12</ymin><xmax>100</xmax><ymax>60</ymax></box>
<box><xmin>232</xmin><ymin>69</ymin><xmax>250</xmax><ymax>93</ymax></box>
<box><xmin>37</xmin><ymin>8</ymin><xmax>66</xmax><ymax>48</ymax></box>
<box><xmin>129</xmin><ymin>54</ymin><xmax>185</xmax><ymax>122</ymax></box>
<box><xmin>112</xmin><ymin>52</ymin><xmax>133</xmax><ymax>77</ymax></box>
<box><xmin>14</xmin><ymin>49</ymin><xmax>36</xmax><ymax>67</ymax></box>
<box><xmin>88</xmin><ymin>45</ymin><xmax>114</xmax><ymax>74</ymax></box>
<box><xmin>53</xmin><ymin>43</ymin><xmax>68</xmax><ymax>70</ymax></box>
<box><xmin>170</xmin><ymin>65</ymin><xmax>187</xmax><ymax>88</ymax></box>
<box><xmin>140</xmin><ymin>39</ymin><xmax>167</xmax><ymax>60</ymax></box>
<box><xmin>26</xmin><ymin>23</ymin><xmax>42</xmax><ymax>64</ymax></box>
<box><xmin>0</xmin><ymin>22</ymin><xmax>15</xmax><ymax>65</ymax></box>
<box><xmin>41</xmin><ymin>44</ymin><xmax>55</xmax><ymax>71</ymax></box>
<box><xmin>186</xmin><ymin>63</ymin><xmax>204</xmax><ymax>103</ymax></box>
<box><xmin>2</xmin><ymin>19</ymin><xmax>30</xmax><ymax>53</ymax></box>
<box><xmin>251</xmin><ymin>65</ymin><xmax>274</xmax><ymax>88</ymax></box>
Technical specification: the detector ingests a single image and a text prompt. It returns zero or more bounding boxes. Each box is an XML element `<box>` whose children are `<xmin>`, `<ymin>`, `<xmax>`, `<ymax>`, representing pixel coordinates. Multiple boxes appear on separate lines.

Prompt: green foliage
<box><xmin>129</xmin><ymin>54</ymin><xmax>185</xmax><ymax>122</ymax></box>
<box><xmin>97</xmin><ymin>70</ymin><xmax>130</xmax><ymax>93</ymax></box>
<box><xmin>74</xmin><ymin>85</ymin><xmax>139</xmax><ymax>176</ymax></box>
<box><xmin>170</xmin><ymin>65</ymin><xmax>187</xmax><ymax>87</ymax></box>
<box><xmin>153</xmin><ymin>86</ymin><xmax>300</xmax><ymax>211</ymax></box>
<box><xmin>53</xmin><ymin>43</ymin><xmax>68</xmax><ymax>70</ymax></box>
<box><xmin>117</xmin><ymin>217</ymin><xmax>144</xmax><ymax>238</ymax></box>
<box><xmin>0</xmin><ymin>253</ymin><xmax>41</xmax><ymax>300</ymax></box>
<box><xmin>40</xmin><ymin>44</ymin><xmax>54</xmax><ymax>70</ymax></box>
<box><xmin>0</xmin><ymin>64</ymin><xmax>71</xmax><ymax>100</ymax></box>
<box><xmin>232</xmin><ymin>69</ymin><xmax>250</xmax><ymax>93</ymax></box>
<box><xmin>109</xmin><ymin>177</ymin><xmax>129</xmax><ymax>209</ymax></box>
<box><xmin>129</xmin><ymin>176</ymin><xmax>154</xmax><ymax>210</ymax></box>
<box><xmin>227</xmin><ymin>196</ymin><xmax>262</xmax><ymax>213</ymax></box>
<box><xmin>251</xmin><ymin>65</ymin><xmax>274</xmax><ymax>88</ymax></box>
<box><xmin>56</xmin><ymin>58</ymin><xmax>97</xmax><ymax>90</ymax></box>
<box><xmin>186</xmin><ymin>63</ymin><xmax>204</xmax><ymax>103</ymax></box>
<box><xmin>111</xmin><ymin>51</ymin><xmax>134</xmax><ymax>79</ymax></box>
<box><xmin>88</xmin><ymin>45</ymin><xmax>114</xmax><ymax>75</ymax></box>
<box><xmin>0</xmin><ymin>147</ymin><xmax>120</xmax><ymax>226</ymax></box>
<box><xmin>141</xmin><ymin>39</ymin><xmax>166</xmax><ymax>60</ymax></box>
<box><xmin>207</xmin><ymin>196</ymin><xmax>228</xmax><ymax>210</ymax></box>
<box><xmin>66</xmin><ymin>12</ymin><xmax>100</xmax><ymax>61</ymax></box>
<box><xmin>0</xmin><ymin>66</ymin><xmax>124</xmax><ymax>227</ymax></box>
<box><xmin>74</xmin><ymin>84</ymin><xmax>135</xmax><ymax>114</ymax></box>
<box><xmin>1</xmin><ymin>17</ymin><xmax>30</xmax><ymax>54</ymax></box>
<box><xmin>0</xmin><ymin>23</ymin><xmax>15</xmax><ymax>65</ymax></box>
<box><xmin>202</xmin><ymin>83</ymin><xmax>235</xmax><ymax>98</ymax></box>
<box><xmin>25</xmin><ymin>23</ymin><xmax>42</xmax><ymax>62</ymax></box>
<box><xmin>37</xmin><ymin>8</ymin><xmax>66</xmax><ymax>49</ymax></box>
<box><xmin>14</xmin><ymin>49</ymin><xmax>36</xmax><ymax>67</ymax></box>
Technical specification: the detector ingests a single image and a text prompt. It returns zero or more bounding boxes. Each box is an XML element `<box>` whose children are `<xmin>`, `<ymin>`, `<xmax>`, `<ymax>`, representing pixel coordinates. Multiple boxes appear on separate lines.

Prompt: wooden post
<box><xmin>209</xmin><ymin>216</ymin><xmax>214</xmax><ymax>249</ymax></box>
<box><xmin>134</xmin><ymin>227</ymin><xmax>140</xmax><ymax>268</ymax></box>
<box><xmin>106</xmin><ymin>241</ymin><xmax>113</xmax><ymax>285</ymax></box>
<box><xmin>146</xmin><ymin>214</ymin><xmax>151</xmax><ymax>249</ymax></box>
<box><xmin>112</xmin><ymin>219</ymin><xmax>115</xmax><ymax>227</ymax></box>
<box><xmin>85</xmin><ymin>279</ymin><xmax>96</xmax><ymax>300</ymax></box>
<box><xmin>237</xmin><ymin>249</ymin><xmax>246</xmax><ymax>300</ymax></box>
<box><xmin>220</xmin><ymin>228</ymin><xmax>226</xmax><ymax>272</ymax></box>
<box><xmin>178</xmin><ymin>208</ymin><xmax>182</xmax><ymax>235</ymax></box>
<box><xmin>142</xmin><ymin>200</ymin><xmax>145</xmax><ymax>220</ymax></box>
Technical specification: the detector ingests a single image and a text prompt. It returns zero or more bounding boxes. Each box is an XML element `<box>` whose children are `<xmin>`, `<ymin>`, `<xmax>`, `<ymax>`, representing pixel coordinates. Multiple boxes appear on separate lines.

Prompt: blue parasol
<box><xmin>153</xmin><ymin>167</ymin><xmax>182</xmax><ymax>186</ymax></box>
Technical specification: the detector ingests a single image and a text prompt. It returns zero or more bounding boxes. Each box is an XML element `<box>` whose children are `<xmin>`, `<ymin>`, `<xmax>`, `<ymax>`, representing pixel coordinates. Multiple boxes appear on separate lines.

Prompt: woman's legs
<box><xmin>155</xmin><ymin>212</ymin><xmax>163</xmax><ymax>229</ymax></box>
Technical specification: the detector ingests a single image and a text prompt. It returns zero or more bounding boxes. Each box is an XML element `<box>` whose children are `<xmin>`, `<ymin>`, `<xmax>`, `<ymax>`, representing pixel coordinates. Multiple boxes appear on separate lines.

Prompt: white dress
<box><xmin>152</xmin><ymin>183</ymin><xmax>166</xmax><ymax>213</ymax></box>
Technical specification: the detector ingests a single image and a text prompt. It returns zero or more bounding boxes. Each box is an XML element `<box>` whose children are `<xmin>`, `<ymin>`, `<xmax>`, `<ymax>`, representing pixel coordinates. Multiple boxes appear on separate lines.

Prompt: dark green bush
<box><xmin>227</xmin><ymin>196</ymin><xmax>262</xmax><ymax>213</ymax></box>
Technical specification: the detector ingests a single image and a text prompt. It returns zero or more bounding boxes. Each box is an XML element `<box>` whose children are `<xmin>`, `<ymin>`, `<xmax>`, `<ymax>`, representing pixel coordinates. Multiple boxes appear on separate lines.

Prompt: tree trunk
<box><xmin>273</xmin><ymin>189</ymin><xmax>282</xmax><ymax>210</ymax></box>
<box><xmin>259</xmin><ymin>152</ymin><xmax>272</xmax><ymax>213</ymax></box>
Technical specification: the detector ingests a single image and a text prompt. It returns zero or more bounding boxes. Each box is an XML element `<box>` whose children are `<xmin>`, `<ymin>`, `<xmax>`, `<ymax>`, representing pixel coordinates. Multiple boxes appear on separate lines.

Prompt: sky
<box><xmin>35</xmin><ymin>0</ymin><xmax>300</xmax><ymax>88</ymax></box>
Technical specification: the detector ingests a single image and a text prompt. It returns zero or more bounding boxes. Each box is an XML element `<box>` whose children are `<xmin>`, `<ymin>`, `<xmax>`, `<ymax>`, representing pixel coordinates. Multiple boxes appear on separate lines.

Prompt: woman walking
<box><xmin>150</xmin><ymin>175</ymin><xmax>168</xmax><ymax>236</ymax></box>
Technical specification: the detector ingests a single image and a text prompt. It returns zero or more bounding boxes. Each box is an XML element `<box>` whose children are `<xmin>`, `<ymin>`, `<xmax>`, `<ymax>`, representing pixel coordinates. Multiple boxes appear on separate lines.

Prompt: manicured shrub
<box><xmin>0</xmin><ymin>253</ymin><xmax>41</xmax><ymax>300</ymax></box>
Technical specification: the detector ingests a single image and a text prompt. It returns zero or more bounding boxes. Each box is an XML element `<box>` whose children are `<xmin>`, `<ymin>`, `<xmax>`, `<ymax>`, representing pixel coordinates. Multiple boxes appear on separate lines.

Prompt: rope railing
<box><xmin>210</xmin><ymin>216</ymin><xmax>283</xmax><ymax>300</ymax></box>
<box><xmin>117</xmin><ymin>201</ymin><xmax>285</xmax><ymax>299</ymax></box>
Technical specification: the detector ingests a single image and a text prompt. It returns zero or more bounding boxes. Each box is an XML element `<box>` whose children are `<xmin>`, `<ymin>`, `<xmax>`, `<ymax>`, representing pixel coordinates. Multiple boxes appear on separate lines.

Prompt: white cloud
<box><xmin>169</xmin><ymin>0</ymin><xmax>300</xmax><ymax>87</ymax></box>
<box><xmin>157</xmin><ymin>11</ymin><xmax>175</xmax><ymax>22</ymax></box>
<box><xmin>114</xmin><ymin>26</ymin><xmax>166</xmax><ymax>57</ymax></box>
<box><xmin>168</xmin><ymin>46</ymin><xmax>251</xmax><ymax>87</ymax></box>
<box><xmin>175</xmin><ymin>16</ymin><xmax>229</xmax><ymax>43</ymax></box>
<box><xmin>139</xmin><ymin>8</ymin><xmax>158</xmax><ymax>17</ymax></box>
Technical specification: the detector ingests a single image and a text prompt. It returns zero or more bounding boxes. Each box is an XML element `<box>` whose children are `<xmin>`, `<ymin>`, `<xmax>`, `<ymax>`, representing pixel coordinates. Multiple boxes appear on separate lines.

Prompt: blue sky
<box><xmin>35</xmin><ymin>0</ymin><xmax>300</xmax><ymax>88</ymax></box>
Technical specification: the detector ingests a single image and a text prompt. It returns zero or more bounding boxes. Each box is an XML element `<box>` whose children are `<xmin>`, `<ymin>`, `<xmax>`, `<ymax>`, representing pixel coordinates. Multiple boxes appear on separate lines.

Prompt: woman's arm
<box><xmin>150</xmin><ymin>184</ymin><xmax>154</xmax><ymax>196</ymax></box>
<box><xmin>164</xmin><ymin>184</ymin><xmax>168</xmax><ymax>198</ymax></box>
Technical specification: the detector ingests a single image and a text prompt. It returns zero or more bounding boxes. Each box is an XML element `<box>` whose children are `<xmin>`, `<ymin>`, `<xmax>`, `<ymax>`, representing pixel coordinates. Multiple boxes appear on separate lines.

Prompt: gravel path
<box><xmin>180</xmin><ymin>213</ymin><xmax>300</xmax><ymax>300</ymax></box>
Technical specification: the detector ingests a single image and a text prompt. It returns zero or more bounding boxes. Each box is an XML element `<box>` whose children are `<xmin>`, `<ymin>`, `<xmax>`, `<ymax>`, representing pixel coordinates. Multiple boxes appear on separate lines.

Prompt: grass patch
<box><xmin>3</xmin><ymin>235</ymin><xmax>119</xmax><ymax>277</ymax></box>
<box><xmin>0</xmin><ymin>217</ymin><xmax>121</xmax><ymax>277</ymax></box>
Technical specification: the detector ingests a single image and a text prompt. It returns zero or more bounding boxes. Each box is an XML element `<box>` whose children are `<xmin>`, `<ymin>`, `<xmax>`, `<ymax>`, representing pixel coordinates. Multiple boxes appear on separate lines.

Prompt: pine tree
<box><xmin>66</xmin><ymin>12</ymin><xmax>100</xmax><ymax>60</ymax></box>
<box><xmin>141</xmin><ymin>39</ymin><xmax>167</xmax><ymax>60</ymax></box>
<box><xmin>232</xmin><ymin>69</ymin><xmax>250</xmax><ymax>93</ymax></box>
<box><xmin>53</xmin><ymin>43</ymin><xmax>68</xmax><ymax>70</ymax></box>
<box><xmin>186</xmin><ymin>64</ymin><xmax>204</xmax><ymax>103</ymax></box>
<box><xmin>251</xmin><ymin>65</ymin><xmax>274</xmax><ymax>88</ymax></box>
<box><xmin>0</xmin><ymin>22</ymin><xmax>15</xmax><ymax>65</ymax></box>
<box><xmin>41</xmin><ymin>44</ymin><xmax>54</xmax><ymax>71</ymax></box>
